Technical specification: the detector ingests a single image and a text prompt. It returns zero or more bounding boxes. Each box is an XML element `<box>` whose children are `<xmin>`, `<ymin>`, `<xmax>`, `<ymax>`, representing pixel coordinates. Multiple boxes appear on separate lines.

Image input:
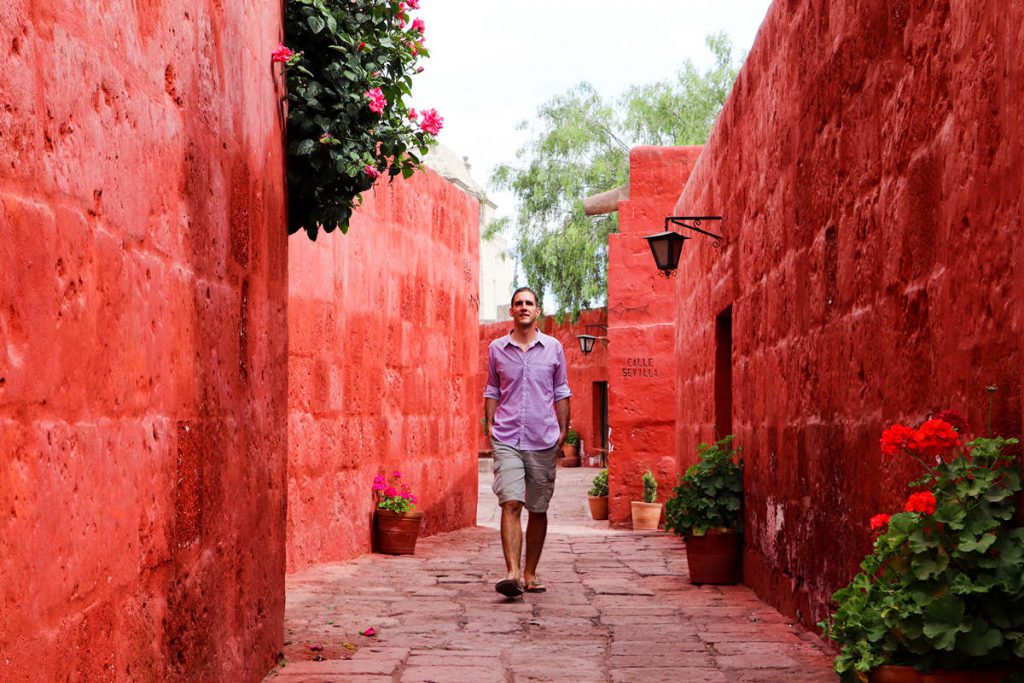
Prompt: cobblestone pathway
<box><xmin>265</xmin><ymin>463</ymin><xmax>836</xmax><ymax>682</ymax></box>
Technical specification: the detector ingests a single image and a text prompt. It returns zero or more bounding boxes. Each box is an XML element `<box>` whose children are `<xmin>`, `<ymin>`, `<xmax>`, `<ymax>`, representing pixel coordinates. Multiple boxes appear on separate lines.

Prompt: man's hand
<box><xmin>557</xmin><ymin>429</ymin><xmax>568</xmax><ymax>449</ymax></box>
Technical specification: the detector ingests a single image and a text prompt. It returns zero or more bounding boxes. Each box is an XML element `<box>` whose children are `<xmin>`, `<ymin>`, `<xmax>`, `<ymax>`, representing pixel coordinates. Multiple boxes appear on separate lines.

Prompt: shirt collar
<box><xmin>503</xmin><ymin>329</ymin><xmax>546</xmax><ymax>348</ymax></box>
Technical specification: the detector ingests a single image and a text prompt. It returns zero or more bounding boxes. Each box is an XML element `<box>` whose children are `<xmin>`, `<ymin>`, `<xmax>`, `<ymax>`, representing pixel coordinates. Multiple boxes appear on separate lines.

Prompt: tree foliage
<box><xmin>491</xmin><ymin>33</ymin><xmax>742</xmax><ymax>314</ymax></box>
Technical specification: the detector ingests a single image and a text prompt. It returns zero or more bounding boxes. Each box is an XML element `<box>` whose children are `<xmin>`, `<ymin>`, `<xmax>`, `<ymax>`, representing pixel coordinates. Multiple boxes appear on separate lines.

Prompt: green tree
<box><xmin>491</xmin><ymin>33</ymin><xmax>742</xmax><ymax>315</ymax></box>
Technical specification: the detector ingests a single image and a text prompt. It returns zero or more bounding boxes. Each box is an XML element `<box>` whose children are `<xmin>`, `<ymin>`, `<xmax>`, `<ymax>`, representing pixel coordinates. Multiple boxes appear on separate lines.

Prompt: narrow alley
<box><xmin>265</xmin><ymin>463</ymin><xmax>835</xmax><ymax>683</ymax></box>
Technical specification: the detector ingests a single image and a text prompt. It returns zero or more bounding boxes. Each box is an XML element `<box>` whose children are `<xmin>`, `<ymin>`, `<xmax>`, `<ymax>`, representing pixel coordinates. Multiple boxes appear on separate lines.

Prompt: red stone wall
<box><xmin>478</xmin><ymin>309</ymin><xmax>609</xmax><ymax>463</ymax></box>
<box><xmin>672</xmin><ymin>0</ymin><xmax>1023</xmax><ymax>628</ymax></box>
<box><xmin>0</xmin><ymin>4</ymin><xmax>288</xmax><ymax>682</ymax></box>
<box><xmin>288</xmin><ymin>170</ymin><xmax>480</xmax><ymax>571</ymax></box>
<box><xmin>607</xmin><ymin>147</ymin><xmax>703</xmax><ymax>525</ymax></box>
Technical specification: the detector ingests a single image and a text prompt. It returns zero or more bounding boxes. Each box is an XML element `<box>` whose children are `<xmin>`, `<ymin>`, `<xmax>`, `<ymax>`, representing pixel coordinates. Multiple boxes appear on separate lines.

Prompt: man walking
<box><xmin>484</xmin><ymin>287</ymin><xmax>571</xmax><ymax>598</ymax></box>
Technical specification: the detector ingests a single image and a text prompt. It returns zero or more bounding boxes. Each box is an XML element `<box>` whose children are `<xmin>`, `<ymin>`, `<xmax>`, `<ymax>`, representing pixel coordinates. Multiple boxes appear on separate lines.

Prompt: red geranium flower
<box><xmin>904</xmin><ymin>491</ymin><xmax>937</xmax><ymax>515</ymax></box>
<box><xmin>934</xmin><ymin>410</ymin><xmax>968</xmax><ymax>434</ymax></box>
<box><xmin>880</xmin><ymin>424</ymin><xmax>916</xmax><ymax>457</ymax></box>
<box><xmin>914</xmin><ymin>419</ymin><xmax>960</xmax><ymax>458</ymax></box>
<box><xmin>869</xmin><ymin>514</ymin><xmax>892</xmax><ymax>531</ymax></box>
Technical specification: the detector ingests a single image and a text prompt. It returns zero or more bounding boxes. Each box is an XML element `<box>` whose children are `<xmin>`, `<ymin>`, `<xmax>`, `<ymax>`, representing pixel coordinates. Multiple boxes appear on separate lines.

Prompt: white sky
<box><xmin>410</xmin><ymin>0</ymin><xmax>774</xmax><ymax>220</ymax></box>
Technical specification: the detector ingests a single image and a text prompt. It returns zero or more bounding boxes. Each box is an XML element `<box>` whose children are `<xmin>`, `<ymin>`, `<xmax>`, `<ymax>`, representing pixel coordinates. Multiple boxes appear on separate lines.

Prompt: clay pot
<box><xmin>375</xmin><ymin>509</ymin><xmax>423</xmax><ymax>555</ymax></box>
<box><xmin>558</xmin><ymin>456</ymin><xmax>580</xmax><ymax>468</ymax></box>
<box><xmin>588</xmin><ymin>495</ymin><xmax>608</xmax><ymax>520</ymax></box>
<box><xmin>920</xmin><ymin>667</ymin><xmax>1013</xmax><ymax>683</ymax></box>
<box><xmin>870</xmin><ymin>665</ymin><xmax>921</xmax><ymax>683</ymax></box>
<box><xmin>685</xmin><ymin>530</ymin><xmax>741</xmax><ymax>584</ymax></box>
<box><xmin>630</xmin><ymin>501</ymin><xmax>662</xmax><ymax>530</ymax></box>
<box><xmin>562</xmin><ymin>443</ymin><xmax>578</xmax><ymax>460</ymax></box>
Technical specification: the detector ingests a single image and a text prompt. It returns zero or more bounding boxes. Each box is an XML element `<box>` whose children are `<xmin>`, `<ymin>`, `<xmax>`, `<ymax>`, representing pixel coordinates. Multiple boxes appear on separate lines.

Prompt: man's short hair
<box><xmin>511</xmin><ymin>286</ymin><xmax>539</xmax><ymax>307</ymax></box>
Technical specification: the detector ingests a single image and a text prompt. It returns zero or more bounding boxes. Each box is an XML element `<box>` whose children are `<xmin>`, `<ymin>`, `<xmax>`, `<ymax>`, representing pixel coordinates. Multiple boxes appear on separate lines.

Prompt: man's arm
<box><xmin>484</xmin><ymin>397</ymin><xmax>498</xmax><ymax>442</ymax></box>
<box><xmin>555</xmin><ymin>397</ymin><xmax>570</xmax><ymax>448</ymax></box>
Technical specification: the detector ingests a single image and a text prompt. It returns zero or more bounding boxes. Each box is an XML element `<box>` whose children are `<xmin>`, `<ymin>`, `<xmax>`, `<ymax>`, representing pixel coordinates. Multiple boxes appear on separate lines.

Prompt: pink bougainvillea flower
<box><xmin>905</xmin><ymin>490</ymin><xmax>937</xmax><ymax>515</ymax></box>
<box><xmin>372</xmin><ymin>474</ymin><xmax>387</xmax><ymax>490</ymax></box>
<box><xmin>383</xmin><ymin>485</ymin><xmax>397</xmax><ymax>497</ymax></box>
<box><xmin>880</xmin><ymin>424</ymin><xmax>916</xmax><ymax>457</ymax></box>
<box><xmin>408</xmin><ymin>108</ymin><xmax>418</xmax><ymax>120</ymax></box>
<box><xmin>914</xmin><ymin>419</ymin><xmax>960</xmax><ymax>457</ymax></box>
<box><xmin>419</xmin><ymin>108</ymin><xmax>443</xmax><ymax>135</ymax></box>
<box><xmin>869</xmin><ymin>513</ymin><xmax>891</xmax><ymax>531</ymax></box>
<box><xmin>407</xmin><ymin>0</ymin><xmax>420</xmax><ymax>7</ymax></box>
<box><xmin>365</xmin><ymin>87</ymin><xmax>387</xmax><ymax>114</ymax></box>
<box><xmin>271</xmin><ymin>43</ymin><xmax>295</xmax><ymax>63</ymax></box>
<box><xmin>399</xmin><ymin>1</ymin><xmax>407</xmax><ymax>10</ymax></box>
<box><xmin>360</xmin><ymin>627</ymin><xmax>377</xmax><ymax>637</ymax></box>
<box><xmin>365</xmin><ymin>165</ymin><xmax>381</xmax><ymax>179</ymax></box>
<box><xmin>412</xmin><ymin>17</ymin><xmax>425</xmax><ymax>33</ymax></box>
<box><xmin>392</xmin><ymin>470</ymin><xmax>402</xmax><ymax>478</ymax></box>
<box><xmin>410</xmin><ymin>495</ymin><xmax>418</xmax><ymax>503</ymax></box>
<box><xmin>416</xmin><ymin>66</ymin><xmax>424</xmax><ymax>73</ymax></box>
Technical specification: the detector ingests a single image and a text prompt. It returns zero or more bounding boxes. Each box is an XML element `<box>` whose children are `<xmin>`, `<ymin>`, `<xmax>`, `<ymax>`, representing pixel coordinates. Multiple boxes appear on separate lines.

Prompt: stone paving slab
<box><xmin>264</xmin><ymin>465</ymin><xmax>837</xmax><ymax>683</ymax></box>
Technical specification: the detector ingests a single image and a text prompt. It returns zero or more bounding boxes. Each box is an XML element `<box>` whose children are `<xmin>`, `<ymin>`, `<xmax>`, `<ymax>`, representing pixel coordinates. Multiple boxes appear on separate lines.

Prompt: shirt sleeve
<box><xmin>484</xmin><ymin>345</ymin><xmax>501</xmax><ymax>399</ymax></box>
<box><xmin>552</xmin><ymin>343</ymin><xmax>571</xmax><ymax>400</ymax></box>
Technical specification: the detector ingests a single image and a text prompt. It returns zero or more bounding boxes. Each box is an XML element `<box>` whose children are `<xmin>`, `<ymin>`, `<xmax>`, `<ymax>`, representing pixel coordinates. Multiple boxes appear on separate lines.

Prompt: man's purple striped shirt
<box><xmin>484</xmin><ymin>330</ymin><xmax>571</xmax><ymax>451</ymax></box>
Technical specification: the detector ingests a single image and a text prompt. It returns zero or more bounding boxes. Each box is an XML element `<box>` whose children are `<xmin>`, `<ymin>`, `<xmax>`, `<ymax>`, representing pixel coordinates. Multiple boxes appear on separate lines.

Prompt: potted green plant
<box><xmin>561</xmin><ymin>427</ymin><xmax>580</xmax><ymax>467</ymax></box>
<box><xmin>665</xmin><ymin>435</ymin><xmax>744</xmax><ymax>584</ymax></box>
<box><xmin>631</xmin><ymin>470</ymin><xmax>661</xmax><ymax>530</ymax></box>
<box><xmin>588</xmin><ymin>468</ymin><xmax>609</xmax><ymax>520</ymax></box>
<box><xmin>819</xmin><ymin>415</ymin><xmax>1024</xmax><ymax>682</ymax></box>
<box><xmin>373</xmin><ymin>471</ymin><xmax>423</xmax><ymax>555</ymax></box>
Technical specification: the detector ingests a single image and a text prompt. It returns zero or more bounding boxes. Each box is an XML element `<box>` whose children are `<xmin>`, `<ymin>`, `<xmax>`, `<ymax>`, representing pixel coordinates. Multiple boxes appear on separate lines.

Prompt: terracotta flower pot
<box><xmin>920</xmin><ymin>667</ymin><xmax>1013</xmax><ymax>683</ymax></box>
<box><xmin>630</xmin><ymin>501</ymin><xmax>662</xmax><ymax>530</ymax></box>
<box><xmin>558</xmin><ymin>455</ymin><xmax>580</xmax><ymax>468</ymax></box>
<box><xmin>375</xmin><ymin>508</ymin><xmax>423</xmax><ymax>555</ymax></box>
<box><xmin>588</xmin><ymin>495</ymin><xmax>608</xmax><ymax>520</ymax></box>
<box><xmin>562</xmin><ymin>443</ymin><xmax>578</xmax><ymax>460</ymax></box>
<box><xmin>685</xmin><ymin>530</ymin><xmax>741</xmax><ymax>584</ymax></box>
<box><xmin>870</xmin><ymin>665</ymin><xmax>921</xmax><ymax>683</ymax></box>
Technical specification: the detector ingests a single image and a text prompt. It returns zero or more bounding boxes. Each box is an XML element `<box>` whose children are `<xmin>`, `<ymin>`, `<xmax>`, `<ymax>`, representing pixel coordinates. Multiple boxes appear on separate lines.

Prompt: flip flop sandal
<box><xmin>524</xmin><ymin>581</ymin><xmax>547</xmax><ymax>593</ymax></box>
<box><xmin>495</xmin><ymin>578</ymin><xmax>524</xmax><ymax>598</ymax></box>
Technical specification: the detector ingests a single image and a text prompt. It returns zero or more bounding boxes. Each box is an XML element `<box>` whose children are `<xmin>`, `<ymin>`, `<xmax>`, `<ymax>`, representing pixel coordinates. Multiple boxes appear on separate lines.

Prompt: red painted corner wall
<box><xmin>0</xmin><ymin>4</ymin><xmax>288</xmax><ymax>682</ymax></box>
<box><xmin>607</xmin><ymin>147</ymin><xmax>703</xmax><ymax>526</ymax></box>
<box><xmin>672</xmin><ymin>0</ymin><xmax>1024</xmax><ymax>629</ymax></box>
<box><xmin>288</xmin><ymin>169</ymin><xmax>480</xmax><ymax>571</ymax></box>
<box><xmin>478</xmin><ymin>309</ymin><xmax>609</xmax><ymax>465</ymax></box>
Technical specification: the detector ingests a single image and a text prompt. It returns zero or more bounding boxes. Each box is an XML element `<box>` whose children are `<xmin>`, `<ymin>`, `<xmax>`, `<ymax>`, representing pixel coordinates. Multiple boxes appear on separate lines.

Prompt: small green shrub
<box><xmin>565</xmin><ymin>427</ymin><xmax>579</xmax><ymax>446</ymax></box>
<box><xmin>641</xmin><ymin>470</ymin><xmax>657</xmax><ymax>504</ymax></box>
<box><xmin>588</xmin><ymin>469</ymin><xmax>609</xmax><ymax>497</ymax></box>
<box><xmin>664</xmin><ymin>435</ymin><xmax>743</xmax><ymax>537</ymax></box>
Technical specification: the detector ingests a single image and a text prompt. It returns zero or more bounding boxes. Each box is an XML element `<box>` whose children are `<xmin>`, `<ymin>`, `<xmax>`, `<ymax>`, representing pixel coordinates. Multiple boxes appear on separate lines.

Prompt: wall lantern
<box><xmin>643</xmin><ymin>216</ymin><xmax>724</xmax><ymax>277</ymax></box>
<box><xmin>577</xmin><ymin>324</ymin><xmax>609</xmax><ymax>355</ymax></box>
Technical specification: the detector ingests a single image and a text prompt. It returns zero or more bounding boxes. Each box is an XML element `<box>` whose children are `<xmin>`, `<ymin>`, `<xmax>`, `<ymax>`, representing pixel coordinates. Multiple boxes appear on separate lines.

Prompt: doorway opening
<box><xmin>715</xmin><ymin>306</ymin><xmax>733</xmax><ymax>439</ymax></box>
<box><xmin>592</xmin><ymin>381</ymin><xmax>609</xmax><ymax>467</ymax></box>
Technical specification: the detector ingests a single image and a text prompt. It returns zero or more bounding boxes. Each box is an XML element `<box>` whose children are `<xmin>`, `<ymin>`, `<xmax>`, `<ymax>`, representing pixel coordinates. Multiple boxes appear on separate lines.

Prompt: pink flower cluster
<box><xmin>271</xmin><ymin>43</ymin><xmax>294</xmax><ymax>63</ymax></box>
<box><xmin>419</xmin><ymin>108</ymin><xmax>443</xmax><ymax>135</ymax></box>
<box><xmin>366</xmin><ymin>87</ymin><xmax>387</xmax><ymax>114</ymax></box>
<box><xmin>373</xmin><ymin>471</ymin><xmax>418</xmax><ymax>506</ymax></box>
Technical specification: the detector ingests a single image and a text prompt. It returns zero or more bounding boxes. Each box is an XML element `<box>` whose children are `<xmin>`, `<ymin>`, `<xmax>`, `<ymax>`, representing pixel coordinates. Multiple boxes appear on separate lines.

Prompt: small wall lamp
<box><xmin>643</xmin><ymin>216</ymin><xmax>724</xmax><ymax>277</ymax></box>
<box><xmin>577</xmin><ymin>324</ymin><xmax>609</xmax><ymax>355</ymax></box>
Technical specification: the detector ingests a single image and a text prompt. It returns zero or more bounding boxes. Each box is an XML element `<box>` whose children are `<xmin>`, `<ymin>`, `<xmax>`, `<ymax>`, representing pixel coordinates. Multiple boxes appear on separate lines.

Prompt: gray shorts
<box><xmin>491</xmin><ymin>440</ymin><xmax>560</xmax><ymax>513</ymax></box>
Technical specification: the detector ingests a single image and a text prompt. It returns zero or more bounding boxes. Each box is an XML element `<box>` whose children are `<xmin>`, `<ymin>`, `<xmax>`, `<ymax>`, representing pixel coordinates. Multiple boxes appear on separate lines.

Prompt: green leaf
<box><xmin>307</xmin><ymin>15</ymin><xmax>325</xmax><ymax>33</ymax></box>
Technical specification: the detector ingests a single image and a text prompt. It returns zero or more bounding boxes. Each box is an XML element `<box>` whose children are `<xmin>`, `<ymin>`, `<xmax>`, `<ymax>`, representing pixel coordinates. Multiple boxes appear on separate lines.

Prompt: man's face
<box><xmin>510</xmin><ymin>292</ymin><xmax>540</xmax><ymax>327</ymax></box>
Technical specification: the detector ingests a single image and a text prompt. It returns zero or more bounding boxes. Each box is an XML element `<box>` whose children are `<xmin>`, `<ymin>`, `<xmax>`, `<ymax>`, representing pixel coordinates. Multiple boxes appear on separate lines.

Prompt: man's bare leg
<box><xmin>500</xmin><ymin>501</ymin><xmax>524</xmax><ymax>584</ymax></box>
<box><xmin>523</xmin><ymin>511</ymin><xmax>547</xmax><ymax>585</ymax></box>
